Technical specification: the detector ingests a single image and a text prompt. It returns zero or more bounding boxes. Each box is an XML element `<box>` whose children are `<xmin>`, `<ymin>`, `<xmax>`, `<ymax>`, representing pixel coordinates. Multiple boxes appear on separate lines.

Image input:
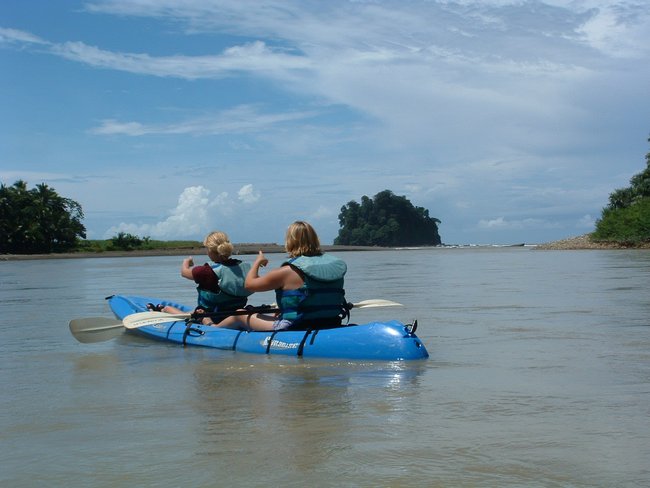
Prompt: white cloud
<box><xmin>0</xmin><ymin>27</ymin><xmax>47</xmax><ymax>45</ymax></box>
<box><xmin>8</xmin><ymin>3</ymin><xmax>649</xmax><ymax>158</ymax></box>
<box><xmin>45</xmin><ymin>39</ymin><xmax>311</xmax><ymax>80</ymax></box>
<box><xmin>310</xmin><ymin>205</ymin><xmax>335</xmax><ymax>220</ymax></box>
<box><xmin>478</xmin><ymin>217</ymin><xmax>551</xmax><ymax>230</ymax></box>
<box><xmin>104</xmin><ymin>185</ymin><xmax>211</xmax><ymax>239</ymax></box>
<box><xmin>90</xmin><ymin>119</ymin><xmax>148</xmax><ymax>136</ymax></box>
<box><xmin>209</xmin><ymin>191</ymin><xmax>233</xmax><ymax>216</ymax></box>
<box><xmin>478</xmin><ymin>217</ymin><xmax>511</xmax><ymax>229</ymax></box>
<box><xmin>576</xmin><ymin>2</ymin><xmax>650</xmax><ymax>58</ymax></box>
<box><xmin>89</xmin><ymin>106</ymin><xmax>319</xmax><ymax>137</ymax></box>
<box><xmin>237</xmin><ymin>184</ymin><xmax>260</xmax><ymax>204</ymax></box>
<box><xmin>103</xmin><ymin>184</ymin><xmax>262</xmax><ymax>239</ymax></box>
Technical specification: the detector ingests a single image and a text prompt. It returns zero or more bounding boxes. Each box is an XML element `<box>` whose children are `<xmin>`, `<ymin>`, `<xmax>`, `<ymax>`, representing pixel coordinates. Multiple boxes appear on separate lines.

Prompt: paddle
<box><xmin>69</xmin><ymin>299</ymin><xmax>403</xmax><ymax>343</ymax></box>
<box><xmin>122</xmin><ymin>299</ymin><xmax>403</xmax><ymax>329</ymax></box>
<box><xmin>69</xmin><ymin>306</ymin><xmax>276</xmax><ymax>343</ymax></box>
<box><xmin>69</xmin><ymin>317</ymin><xmax>126</xmax><ymax>343</ymax></box>
<box><xmin>123</xmin><ymin>306</ymin><xmax>280</xmax><ymax>329</ymax></box>
<box><xmin>352</xmin><ymin>299</ymin><xmax>402</xmax><ymax>309</ymax></box>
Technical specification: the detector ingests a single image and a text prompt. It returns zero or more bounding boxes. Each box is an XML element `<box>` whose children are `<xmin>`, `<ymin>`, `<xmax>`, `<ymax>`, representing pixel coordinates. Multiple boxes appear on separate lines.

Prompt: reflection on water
<box><xmin>189</xmin><ymin>359</ymin><xmax>427</xmax><ymax>480</ymax></box>
<box><xmin>1</xmin><ymin>249</ymin><xmax>650</xmax><ymax>487</ymax></box>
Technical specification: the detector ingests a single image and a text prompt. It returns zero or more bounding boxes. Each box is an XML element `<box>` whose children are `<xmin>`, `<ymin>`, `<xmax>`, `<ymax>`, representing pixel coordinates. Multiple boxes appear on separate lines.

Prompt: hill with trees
<box><xmin>335</xmin><ymin>190</ymin><xmax>441</xmax><ymax>246</ymax></box>
<box><xmin>592</xmin><ymin>136</ymin><xmax>650</xmax><ymax>244</ymax></box>
<box><xmin>0</xmin><ymin>180</ymin><xmax>86</xmax><ymax>253</ymax></box>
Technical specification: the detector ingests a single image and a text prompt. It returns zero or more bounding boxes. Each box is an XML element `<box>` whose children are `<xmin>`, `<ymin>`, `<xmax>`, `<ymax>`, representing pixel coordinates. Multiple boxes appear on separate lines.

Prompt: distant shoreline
<box><xmin>0</xmin><ymin>243</ymin><xmax>389</xmax><ymax>261</ymax></box>
<box><xmin>3</xmin><ymin>236</ymin><xmax>649</xmax><ymax>261</ymax></box>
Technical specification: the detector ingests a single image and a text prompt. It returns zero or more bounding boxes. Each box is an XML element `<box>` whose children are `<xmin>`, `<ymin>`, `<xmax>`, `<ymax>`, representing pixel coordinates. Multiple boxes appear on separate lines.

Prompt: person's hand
<box><xmin>183</xmin><ymin>256</ymin><xmax>194</xmax><ymax>267</ymax></box>
<box><xmin>255</xmin><ymin>250</ymin><xmax>268</xmax><ymax>268</ymax></box>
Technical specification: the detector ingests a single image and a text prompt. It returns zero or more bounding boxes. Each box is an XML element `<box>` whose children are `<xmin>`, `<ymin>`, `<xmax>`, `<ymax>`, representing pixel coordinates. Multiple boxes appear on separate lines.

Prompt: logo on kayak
<box><xmin>261</xmin><ymin>337</ymin><xmax>299</xmax><ymax>350</ymax></box>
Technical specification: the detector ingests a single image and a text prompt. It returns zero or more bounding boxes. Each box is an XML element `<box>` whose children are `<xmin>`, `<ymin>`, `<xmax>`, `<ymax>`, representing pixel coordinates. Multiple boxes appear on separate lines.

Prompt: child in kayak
<box><xmin>148</xmin><ymin>231</ymin><xmax>252</xmax><ymax>324</ymax></box>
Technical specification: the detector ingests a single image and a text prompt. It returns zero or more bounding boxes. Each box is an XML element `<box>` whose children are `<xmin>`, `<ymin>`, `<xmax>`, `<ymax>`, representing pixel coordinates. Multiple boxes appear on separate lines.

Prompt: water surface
<box><xmin>1</xmin><ymin>248</ymin><xmax>649</xmax><ymax>487</ymax></box>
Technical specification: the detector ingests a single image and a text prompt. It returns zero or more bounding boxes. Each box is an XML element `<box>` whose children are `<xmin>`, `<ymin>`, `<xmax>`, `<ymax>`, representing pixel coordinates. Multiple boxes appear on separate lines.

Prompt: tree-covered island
<box><xmin>335</xmin><ymin>190</ymin><xmax>442</xmax><ymax>247</ymax></box>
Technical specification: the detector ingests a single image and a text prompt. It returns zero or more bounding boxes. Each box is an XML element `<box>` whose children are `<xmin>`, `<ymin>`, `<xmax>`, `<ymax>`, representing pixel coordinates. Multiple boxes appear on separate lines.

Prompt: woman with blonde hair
<box><xmin>150</xmin><ymin>231</ymin><xmax>252</xmax><ymax>323</ymax></box>
<box><xmin>217</xmin><ymin>221</ymin><xmax>348</xmax><ymax>331</ymax></box>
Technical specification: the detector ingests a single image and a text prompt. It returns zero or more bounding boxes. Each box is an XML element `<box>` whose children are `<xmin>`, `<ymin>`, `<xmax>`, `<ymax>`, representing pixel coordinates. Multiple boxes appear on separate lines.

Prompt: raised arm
<box><xmin>245</xmin><ymin>251</ymin><xmax>291</xmax><ymax>292</ymax></box>
<box><xmin>180</xmin><ymin>257</ymin><xmax>194</xmax><ymax>280</ymax></box>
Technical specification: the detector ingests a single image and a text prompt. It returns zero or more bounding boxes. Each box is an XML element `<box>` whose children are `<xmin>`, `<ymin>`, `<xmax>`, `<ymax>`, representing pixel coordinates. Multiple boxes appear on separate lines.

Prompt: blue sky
<box><xmin>2</xmin><ymin>0</ymin><xmax>649</xmax><ymax>245</ymax></box>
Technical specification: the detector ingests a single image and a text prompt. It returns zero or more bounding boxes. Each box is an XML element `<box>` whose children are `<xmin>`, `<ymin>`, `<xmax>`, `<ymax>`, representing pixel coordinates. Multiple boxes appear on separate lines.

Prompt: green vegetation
<box><xmin>76</xmin><ymin>235</ymin><xmax>202</xmax><ymax>253</ymax></box>
<box><xmin>109</xmin><ymin>232</ymin><xmax>150</xmax><ymax>251</ymax></box>
<box><xmin>335</xmin><ymin>190</ymin><xmax>441</xmax><ymax>246</ymax></box>
<box><xmin>0</xmin><ymin>180</ymin><xmax>86</xmax><ymax>254</ymax></box>
<box><xmin>593</xmin><ymin>137</ymin><xmax>650</xmax><ymax>244</ymax></box>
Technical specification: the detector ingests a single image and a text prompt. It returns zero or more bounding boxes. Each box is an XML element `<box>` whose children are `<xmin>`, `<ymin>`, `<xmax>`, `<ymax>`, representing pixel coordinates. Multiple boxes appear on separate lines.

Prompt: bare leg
<box><xmin>161</xmin><ymin>305</ymin><xmax>184</xmax><ymax>314</ymax></box>
<box><xmin>216</xmin><ymin>313</ymin><xmax>277</xmax><ymax>331</ymax></box>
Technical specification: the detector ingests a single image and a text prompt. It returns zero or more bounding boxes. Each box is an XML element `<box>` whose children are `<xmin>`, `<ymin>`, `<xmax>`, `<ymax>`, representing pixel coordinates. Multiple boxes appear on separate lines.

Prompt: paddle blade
<box><xmin>122</xmin><ymin>311</ymin><xmax>191</xmax><ymax>329</ymax></box>
<box><xmin>69</xmin><ymin>317</ymin><xmax>125</xmax><ymax>343</ymax></box>
<box><xmin>352</xmin><ymin>299</ymin><xmax>403</xmax><ymax>309</ymax></box>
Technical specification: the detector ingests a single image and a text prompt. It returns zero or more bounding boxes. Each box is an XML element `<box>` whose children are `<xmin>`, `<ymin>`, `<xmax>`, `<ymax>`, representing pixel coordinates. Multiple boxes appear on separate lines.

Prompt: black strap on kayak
<box><xmin>232</xmin><ymin>330</ymin><xmax>244</xmax><ymax>350</ymax></box>
<box><xmin>309</xmin><ymin>329</ymin><xmax>320</xmax><ymax>345</ymax></box>
<box><xmin>182</xmin><ymin>325</ymin><xmax>191</xmax><ymax>346</ymax></box>
<box><xmin>182</xmin><ymin>320</ymin><xmax>204</xmax><ymax>346</ymax></box>
<box><xmin>265</xmin><ymin>331</ymin><xmax>279</xmax><ymax>354</ymax></box>
<box><xmin>296</xmin><ymin>329</ymin><xmax>312</xmax><ymax>357</ymax></box>
<box><xmin>406</xmin><ymin>320</ymin><xmax>418</xmax><ymax>335</ymax></box>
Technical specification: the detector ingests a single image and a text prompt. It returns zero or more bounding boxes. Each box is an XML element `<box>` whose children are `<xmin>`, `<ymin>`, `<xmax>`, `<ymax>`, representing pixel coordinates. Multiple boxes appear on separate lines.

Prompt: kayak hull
<box><xmin>107</xmin><ymin>295</ymin><xmax>429</xmax><ymax>361</ymax></box>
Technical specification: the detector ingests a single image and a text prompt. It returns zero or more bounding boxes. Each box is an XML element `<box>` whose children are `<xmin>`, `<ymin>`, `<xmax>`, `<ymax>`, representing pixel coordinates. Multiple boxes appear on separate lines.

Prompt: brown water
<box><xmin>1</xmin><ymin>248</ymin><xmax>649</xmax><ymax>487</ymax></box>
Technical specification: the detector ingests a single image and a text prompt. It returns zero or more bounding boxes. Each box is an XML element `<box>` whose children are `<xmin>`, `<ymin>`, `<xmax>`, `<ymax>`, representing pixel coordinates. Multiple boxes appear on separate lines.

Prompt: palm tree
<box><xmin>0</xmin><ymin>180</ymin><xmax>86</xmax><ymax>253</ymax></box>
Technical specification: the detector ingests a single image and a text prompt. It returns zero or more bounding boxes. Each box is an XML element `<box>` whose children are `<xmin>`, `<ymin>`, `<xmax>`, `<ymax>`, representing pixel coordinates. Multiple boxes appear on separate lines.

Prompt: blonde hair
<box><xmin>285</xmin><ymin>221</ymin><xmax>321</xmax><ymax>257</ymax></box>
<box><xmin>203</xmin><ymin>231</ymin><xmax>234</xmax><ymax>260</ymax></box>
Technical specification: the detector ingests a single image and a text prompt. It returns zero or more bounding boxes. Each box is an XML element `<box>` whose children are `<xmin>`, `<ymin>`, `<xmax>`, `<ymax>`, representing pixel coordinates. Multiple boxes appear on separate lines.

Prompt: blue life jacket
<box><xmin>197</xmin><ymin>260</ymin><xmax>252</xmax><ymax>311</ymax></box>
<box><xmin>275</xmin><ymin>254</ymin><xmax>348</xmax><ymax>327</ymax></box>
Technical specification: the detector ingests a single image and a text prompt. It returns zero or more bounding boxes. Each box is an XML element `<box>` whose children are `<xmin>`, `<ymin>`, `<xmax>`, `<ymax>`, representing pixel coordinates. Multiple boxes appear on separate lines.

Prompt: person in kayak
<box><xmin>214</xmin><ymin>220</ymin><xmax>349</xmax><ymax>331</ymax></box>
<box><xmin>148</xmin><ymin>230</ymin><xmax>252</xmax><ymax>324</ymax></box>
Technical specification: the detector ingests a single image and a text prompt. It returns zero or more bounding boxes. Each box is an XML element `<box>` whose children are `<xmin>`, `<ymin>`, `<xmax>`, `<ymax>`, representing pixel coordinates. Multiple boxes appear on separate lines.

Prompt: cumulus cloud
<box><xmin>105</xmin><ymin>185</ymin><xmax>212</xmax><ymax>239</ymax></box>
<box><xmin>104</xmin><ymin>184</ymin><xmax>261</xmax><ymax>239</ymax></box>
<box><xmin>208</xmin><ymin>191</ymin><xmax>233</xmax><ymax>216</ymax></box>
<box><xmin>237</xmin><ymin>184</ymin><xmax>260</xmax><ymax>204</ymax></box>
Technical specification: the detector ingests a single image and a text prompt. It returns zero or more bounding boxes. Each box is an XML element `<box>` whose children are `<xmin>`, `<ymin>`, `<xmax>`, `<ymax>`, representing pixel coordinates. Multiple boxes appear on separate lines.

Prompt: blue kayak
<box><xmin>107</xmin><ymin>295</ymin><xmax>429</xmax><ymax>361</ymax></box>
